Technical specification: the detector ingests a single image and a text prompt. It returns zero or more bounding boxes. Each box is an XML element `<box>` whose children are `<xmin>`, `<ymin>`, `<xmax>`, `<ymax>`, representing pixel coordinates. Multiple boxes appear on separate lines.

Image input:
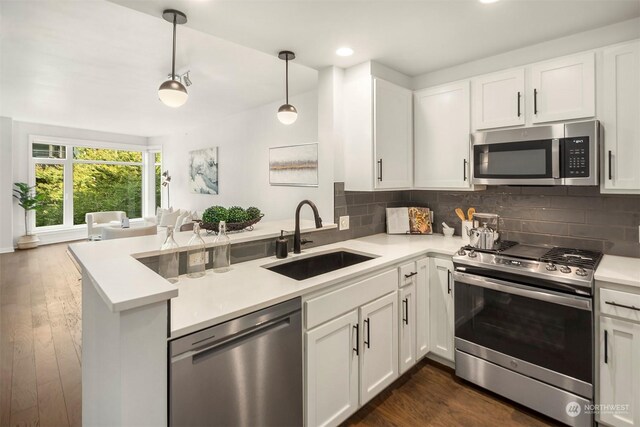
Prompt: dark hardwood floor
<box><xmin>1</xmin><ymin>242</ymin><xmax>559</xmax><ymax>427</ymax></box>
<box><xmin>344</xmin><ymin>360</ymin><xmax>560</xmax><ymax>427</ymax></box>
<box><xmin>1</xmin><ymin>242</ymin><xmax>82</xmax><ymax>427</ymax></box>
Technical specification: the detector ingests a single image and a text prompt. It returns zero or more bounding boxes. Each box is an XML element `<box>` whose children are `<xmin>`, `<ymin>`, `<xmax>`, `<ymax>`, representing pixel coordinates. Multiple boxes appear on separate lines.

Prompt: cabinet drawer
<box><xmin>600</xmin><ymin>288</ymin><xmax>640</xmax><ymax>322</ymax></box>
<box><xmin>398</xmin><ymin>262</ymin><xmax>417</xmax><ymax>288</ymax></box>
<box><xmin>305</xmin><ymin>269</ymin><xmax>398</xmax><ymax>329</ymax></box>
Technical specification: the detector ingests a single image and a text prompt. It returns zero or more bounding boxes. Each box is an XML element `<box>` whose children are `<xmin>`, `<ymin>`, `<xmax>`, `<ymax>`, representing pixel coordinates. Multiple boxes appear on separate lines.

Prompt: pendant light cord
<box><xmin>171</xmin><ymin>14</ymin><xmax>177</xmax><ymax>80</ymax></box>
<box><xmin>285</xmin><ymin>56</ymin><xmax>289</xmax><ymax>104</ymax></box>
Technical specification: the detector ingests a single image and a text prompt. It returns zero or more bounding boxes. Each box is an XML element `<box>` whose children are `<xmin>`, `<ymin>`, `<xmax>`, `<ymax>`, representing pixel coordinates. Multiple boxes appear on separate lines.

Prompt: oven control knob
<box><xmin>468</xmin><ymin>250</ymin><xmax>477</xmax><ymax>258</ymax></box>
<box><xmin>457</xmin><ymin>248</ymin><xmax>467</xmax><ymax>256</ymax></box>
<box><xmin>546</xmin><ymin>263</ymin><xmax>557</xmax><ymax>271</ymax></box>
<box><xmin>560</xmin><ymin>265</ymin><xmax>572</xmax><ymax>274</ymax></box>
<box><xmin>576</xmin><ymin>267</ymin><xmax>588</xmax><ymax>277</ymax></box>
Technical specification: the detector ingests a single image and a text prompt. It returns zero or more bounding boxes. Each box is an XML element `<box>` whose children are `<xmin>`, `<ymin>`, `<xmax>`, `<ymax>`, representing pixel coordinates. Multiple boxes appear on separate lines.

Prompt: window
<box><xmin>30</xmin><ymin>138</ymin><xmax>158</xmax><ymax>231</ymax></box>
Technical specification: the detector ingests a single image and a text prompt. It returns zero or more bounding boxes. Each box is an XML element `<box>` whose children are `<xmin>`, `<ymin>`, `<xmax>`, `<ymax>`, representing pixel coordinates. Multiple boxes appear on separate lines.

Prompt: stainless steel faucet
<box><xmin>293</xmin><ymin>200</ymin><xmax>323</xmax><ymax>254</ymax></box>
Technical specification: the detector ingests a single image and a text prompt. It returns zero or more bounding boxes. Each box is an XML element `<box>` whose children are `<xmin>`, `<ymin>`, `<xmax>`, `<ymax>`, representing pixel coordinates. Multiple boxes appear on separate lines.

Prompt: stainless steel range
<box><xmin>453</xmin><ymin>242</ymin><xmax>602</xmax><ymax>427</ymax></box>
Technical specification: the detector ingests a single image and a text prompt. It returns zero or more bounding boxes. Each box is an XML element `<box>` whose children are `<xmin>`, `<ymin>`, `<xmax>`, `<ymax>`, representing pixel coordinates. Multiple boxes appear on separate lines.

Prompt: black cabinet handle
<box><xmin>364</xmin><ymin>318</ymin><xmax>370</xmax><ymax>348</ymax></box>
<box><xmin>463</xmin><ymin>159</ymin><xmax>467</xmax><ymax>181</ymax></box>
<box><xmin>608</xmin><ymin>151</ymin><xmax>613</xmax><ymax>180</ymax></box>
<box><xmin>604</xmin><ymin>329</ymin><xmax>608</xmax><ymax>364</ymax></box>
<box><xmin>447</xmin><ymin>270</ymin><xmax>452</xmax><ymax>294</ymax></box>
<box><xmin>605</xmin><ymin>300</ymin><xmax>640</xmax><ymax>311</ymax></box>
<box><xmin>353</xmin><ymin>324</ymin><xmax>359</xmax><ymax>356</ymax></box>
<box><xmin>517</xmin><ymin>91</ymin><xmax>521</xmax><ymax>117</ymax></box>
<box><xmin>404</xmin><ymin>272</ymin><xmax>417</xmax><ymax>279</ymax></box>
<box><xmin>402</xmin><ymin>298</ymin><xmax>409</xmax><ymax>325</ymax></box>
<box><xmin>377</xmin><ymin>159</ymin><xmax>383</xmax><ymax>182</ymax></box>
<box><xmin>534</xmin><ymin>88</ymin><xmax>538</xmax><ymax>115</ymax></box>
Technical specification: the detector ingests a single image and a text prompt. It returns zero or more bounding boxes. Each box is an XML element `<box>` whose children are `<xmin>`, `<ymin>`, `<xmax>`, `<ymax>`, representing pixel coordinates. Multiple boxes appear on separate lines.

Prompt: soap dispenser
<box><xmin>276</xmin><ymin>230</ymin><xmax>288</xmax><ymax>259</ymax></box>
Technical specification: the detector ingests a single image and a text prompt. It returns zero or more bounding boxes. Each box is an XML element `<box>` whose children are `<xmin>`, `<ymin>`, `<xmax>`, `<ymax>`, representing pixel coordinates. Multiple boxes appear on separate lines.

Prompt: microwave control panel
<box><xmin>563</xmin><ymin>137</ymin><xmax>589</xmax><ymax>177</ymax></box>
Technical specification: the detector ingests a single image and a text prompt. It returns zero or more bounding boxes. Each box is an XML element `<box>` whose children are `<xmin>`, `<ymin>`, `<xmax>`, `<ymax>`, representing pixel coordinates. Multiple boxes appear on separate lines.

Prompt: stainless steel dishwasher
<box><xmin>169</xmin><ymin>298</ymin><xmax>302</xmax><ymax>427</ymax></box>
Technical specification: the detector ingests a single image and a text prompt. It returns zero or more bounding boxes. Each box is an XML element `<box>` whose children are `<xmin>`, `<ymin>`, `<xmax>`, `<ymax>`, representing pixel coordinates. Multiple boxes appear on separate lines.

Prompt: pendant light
<box><xmin>158</xmin><ymin>9</ymin><xmax>188</xmax><ymax>108</ymax></box>
<box><xmin>277</xmin><ymin>51</ymin><xmax>298</xmax><ymax>125</ymax></box>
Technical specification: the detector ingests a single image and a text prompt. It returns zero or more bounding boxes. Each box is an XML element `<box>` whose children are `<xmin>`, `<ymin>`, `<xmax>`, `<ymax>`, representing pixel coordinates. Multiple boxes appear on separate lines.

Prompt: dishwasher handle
<box><xmin>181</xmin><ymin>316</ymin><xmax>292</xmax><ymax>363</ymax></box>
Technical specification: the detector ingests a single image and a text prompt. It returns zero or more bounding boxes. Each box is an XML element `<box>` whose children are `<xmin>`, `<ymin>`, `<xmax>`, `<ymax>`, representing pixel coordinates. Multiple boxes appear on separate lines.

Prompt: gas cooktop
<box><xmin>453</xmin><ymin>242</ymin><xmax>603</xmax><ymax>293</ymax></box>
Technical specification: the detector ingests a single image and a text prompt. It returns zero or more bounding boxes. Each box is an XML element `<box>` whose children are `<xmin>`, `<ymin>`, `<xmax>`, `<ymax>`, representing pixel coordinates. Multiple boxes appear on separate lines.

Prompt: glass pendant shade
<box><xmin>158</xmin><ymin>79</ymin><xmax>188</xmax><ymax>108</ymax></box>
<box><xmin>277</xmin><ymin>103</ymin><xmax>298</xmax><ymax>125</ymax></box>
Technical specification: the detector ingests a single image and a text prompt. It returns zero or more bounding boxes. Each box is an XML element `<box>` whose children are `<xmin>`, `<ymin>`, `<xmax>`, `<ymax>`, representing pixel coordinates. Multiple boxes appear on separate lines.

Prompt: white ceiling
<box><xmin>1</xmin><ymin>0</ymin><xmax>638</xmax><ymax>138</ymax></box>
<box><xmin>0</xmin><ymin>0</ymin><xmax>318</xmax><ymax>137</ymax></box>
<box><xmin>110</xmin><ymin>0</ymin><xmax>640</xmax><ymax>76</ymax></box>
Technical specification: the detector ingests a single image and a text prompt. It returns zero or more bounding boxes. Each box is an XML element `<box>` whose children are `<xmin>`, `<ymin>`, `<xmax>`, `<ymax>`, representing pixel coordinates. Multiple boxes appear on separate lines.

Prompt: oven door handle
<box><xmin>453</xmin><ymin>271</ymin><xmax>592</xmax><ymax>311</ymax></box>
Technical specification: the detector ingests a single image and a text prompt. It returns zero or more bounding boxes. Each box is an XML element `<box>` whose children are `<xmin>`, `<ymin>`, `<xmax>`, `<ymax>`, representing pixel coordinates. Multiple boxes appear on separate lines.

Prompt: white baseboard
<box><xmin>0</xmin><ymin>246</ymin><xmax>14</xmax><ymax>254</ymax></box>
<box><xmin>23</xmin><ymin>228</ymin><xmax>87</xmax><ymax>246</ymax></box>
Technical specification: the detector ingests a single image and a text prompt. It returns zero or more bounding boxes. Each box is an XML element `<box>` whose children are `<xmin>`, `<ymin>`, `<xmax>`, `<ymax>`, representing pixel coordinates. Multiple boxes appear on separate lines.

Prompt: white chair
<box><xmin>101</xmin><ymin>224</ymin><xmax>158</xmax><ymax>240</ymax></box>
<box><xmin>86</xmin><ymin>211</ymin><xmax>126</xmax><ymax>240</ymax></box>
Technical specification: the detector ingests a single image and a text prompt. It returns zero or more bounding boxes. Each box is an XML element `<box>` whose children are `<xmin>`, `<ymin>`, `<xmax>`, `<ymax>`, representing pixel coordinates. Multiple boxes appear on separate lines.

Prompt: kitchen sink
<box><xmin>264</xmin><ymin>250</ymin><xmax>377</xmax><ymax>281</ymax></box>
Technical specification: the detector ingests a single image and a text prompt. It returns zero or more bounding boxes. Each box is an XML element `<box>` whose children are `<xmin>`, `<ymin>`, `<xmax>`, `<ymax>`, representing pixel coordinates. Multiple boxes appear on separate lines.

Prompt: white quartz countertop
<box><xmin>68</xmin><ymin>219</ymin><xmax>336</xmax><ymax>312</ymax></box>
<box><xmin>595</xmin><ymin>254</ymin><xmax>640</xmax><ymax>288</ymax></box>
<box><xmin>170</xmin><ymin>233</ymin><xmax>463</xmax><ymax>339</ymax></box>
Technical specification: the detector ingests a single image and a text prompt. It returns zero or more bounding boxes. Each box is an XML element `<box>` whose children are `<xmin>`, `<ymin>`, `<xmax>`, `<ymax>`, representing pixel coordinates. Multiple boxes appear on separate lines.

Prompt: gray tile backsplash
<box><xmin>406</xmin><ymin>185</ymin><xmax>640</xmax><ymax>258</ymax></box>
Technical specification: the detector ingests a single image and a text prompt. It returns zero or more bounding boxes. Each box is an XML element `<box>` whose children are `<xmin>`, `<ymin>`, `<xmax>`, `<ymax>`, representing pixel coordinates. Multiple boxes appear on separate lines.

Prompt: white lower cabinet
<box><xmin>428</xmin><ymin>258</ymin><xmax>455</xmax><ymax>362</ymax></box>
<box><xmin>599</xmin><ymin>316</ymin><xmax>640</xmax><ymax>427</ymax></box>
<box><xmin>398</xmin><ymin>282</ymin><xmax>416</xmax><ymax>374</ymax></box>
<box><xmin>304</xmin><ymin>270</ymin><xmax>399</xmax><ymax>427</ymax></box>
<box><xmin>415</xmin><ymin>258</ymin><xmax>430</xmax><ymax>360</ymax></box>
<box><xmin>359</xmin><ymin>292</ymin><xmax>399</xmax><ymax>404</ymax></box>
<box><xmin>305</xmin><ymin>310</ymin><xmax>359</xmax><ymax>427</ymax></box>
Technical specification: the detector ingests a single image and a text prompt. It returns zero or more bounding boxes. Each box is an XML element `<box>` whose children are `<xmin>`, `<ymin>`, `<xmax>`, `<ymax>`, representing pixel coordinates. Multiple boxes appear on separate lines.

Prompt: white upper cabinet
<box><xmin>373</xmin><ymin>79</ymin><xmax>413</xmax><ymax>189</ymax></box>
<box><xmin>343</xmin><ymin>68</ymin><xmax>412</xmax><ymax>191</ymax></box>
<box><xmin>602</xmin><ymin>40</ymin><xmax>640</xmax><ymax>193</ymax></box>
<box><xmin>414</xmin><ymin>81</ymin><xmax>471</xmax><ymax>189</ymax></box>
<box><xmin>531</xmin><ymin>52</ymin><xmax>595</xmax><ymax>123</ymax></box>
<box><xmin>473</xmin><ymin>68</ymin><xmax>525</xmax><ymax>129</ymax></box>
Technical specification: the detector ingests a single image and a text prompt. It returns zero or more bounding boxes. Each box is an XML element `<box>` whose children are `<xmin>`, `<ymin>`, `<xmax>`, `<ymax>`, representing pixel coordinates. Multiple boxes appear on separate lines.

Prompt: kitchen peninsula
<box><xmin>69</xmin><ymin>220</ymin><xmax>463</xmax><ymax>426</ymax></box>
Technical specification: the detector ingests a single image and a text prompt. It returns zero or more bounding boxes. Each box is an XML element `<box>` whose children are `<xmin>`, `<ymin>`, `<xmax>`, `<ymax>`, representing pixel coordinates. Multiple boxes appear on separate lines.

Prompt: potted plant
<box><xmin>13</xmin><ymin>182</ymin><xmax>43</xmax><ymax>249</ymax></box>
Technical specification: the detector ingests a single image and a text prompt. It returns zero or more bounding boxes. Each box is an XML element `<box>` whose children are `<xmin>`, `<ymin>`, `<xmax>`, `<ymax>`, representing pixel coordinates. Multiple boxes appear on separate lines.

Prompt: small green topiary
<box><xmin>246</xmin><ymin>206</ymin><xmax>262</xmax><ymax>220</ymax></box>
<box><xmin>227</xmin><ymin>206</ymin><xmax>248</xmax><ymax>223</ymax></box>
<box><xmin>202</xmin><ymin>206</ymin><xmax>228</xmax><ymax>223</ymax></box>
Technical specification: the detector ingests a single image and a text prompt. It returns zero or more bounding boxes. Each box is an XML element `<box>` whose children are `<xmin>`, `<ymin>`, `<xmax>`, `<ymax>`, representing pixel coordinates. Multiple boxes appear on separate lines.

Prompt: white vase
<box><xmin>17</xmin><ymin>234</ymin><xmax>40</xmax><ymax>250</ymax></box>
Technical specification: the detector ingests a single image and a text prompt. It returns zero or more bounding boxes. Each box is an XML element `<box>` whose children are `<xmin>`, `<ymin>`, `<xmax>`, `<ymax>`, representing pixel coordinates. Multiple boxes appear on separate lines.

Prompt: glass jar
<box><xmin>213</xmin><ymin>221</ymin><xmax>231</xmax><ymax>273</ymax></box>
<box><xmin>159</xmin><ymin>225</ymin><xmax>179</xmax><ymax>283</ymax></box>
<box><xmin>187</xmin><ymin>222</ymin><xmax>206</xmax><ymax>278</ymax></box>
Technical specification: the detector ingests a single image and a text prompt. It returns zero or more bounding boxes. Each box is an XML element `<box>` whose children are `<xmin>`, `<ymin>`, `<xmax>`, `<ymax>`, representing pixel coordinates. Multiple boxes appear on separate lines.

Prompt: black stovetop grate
<box><xmin>462</xmin><ymin>240</ymin><xmax>518</xmax><ymax>254</ymax></box>
<box><xmin>541</xmin><ymin>247</ymin><xmax>603</xmax><ymax>269</ymax></box>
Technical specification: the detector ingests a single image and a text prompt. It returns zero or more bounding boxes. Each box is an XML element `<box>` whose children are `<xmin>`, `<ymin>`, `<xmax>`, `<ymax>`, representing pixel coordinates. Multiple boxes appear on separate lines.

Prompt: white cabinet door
<box><xmin>306</xmin><ymin>310</ymin><xmax>359</xmax><ymax>427</ymax></box>
<box><xmin>599</xmin><ymin>316</ymin><xmax>640</xmax><ymax>427</ymax></box>
<box><xmin>414</xmin><ymin>81</ymin><xmax>471</xmax><ymax>189</ymax></box>
<box><xmin>415</xmin><ymin>258</ymin><xmax>429</xmax><ymax>360</ymax></box>
<box><xmin>531</xmin><ymin>52</ymin><xmax>595</xmax><ymax>123</ymax></box>
<box><xmin>399</xmin><ymin>283</ymin><xmax>416</xmax><ymax>374</ymax></box>
<box><xmin>359</xmin><ymin>292</ymin><xmax>398</xmax><ymax>404</ymax></box>
<box><xmin>473</xmin><ymin>68</ymin><xmax>525</xmax><ymax>129</ymax></box>
<box><xmin>373</xmin><ymin>78</ymin><xmax>413</xmax><ymax>189</ymax></box>
<box><xmin>603</xmin><ymin>40</ymin><xmax>640</xmax><ymax>192</ymax></box>
<box><xmin>428</xmin><ymin>258</ymin><xmax>454</xmax><ymax>362</ymax></box>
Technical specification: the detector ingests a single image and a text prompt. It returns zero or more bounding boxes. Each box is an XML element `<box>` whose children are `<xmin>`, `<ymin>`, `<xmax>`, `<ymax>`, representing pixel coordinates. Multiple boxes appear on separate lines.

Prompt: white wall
<box><xmin>0</xmin><ymin>117</ymin><xmax>13</xmax><ymax>253</ymax></box>
<box><xmin>151</xmin><ymin>90</ymin><xmax>334</xmax><ymax>225</ymax></box>
<box><xmin>412</xmin><ymin>18</ymin><xmax>640</xmax><ymax>89</ymax></box>
<box><xmin>11</xmin><ymin>121</ymin><xmax>149</xmax><ymax>245</ymax></box>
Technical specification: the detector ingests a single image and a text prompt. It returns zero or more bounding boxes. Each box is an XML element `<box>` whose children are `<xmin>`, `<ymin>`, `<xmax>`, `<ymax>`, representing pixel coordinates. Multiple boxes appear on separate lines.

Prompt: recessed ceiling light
<box><xmin>479</xmin><ymin>0</ymin><xmax>499</xmax><ymax>3</ymax></box>
<box><xmin>336</xmin><ymin>47</ymin><xmax>354</xmax><ymax>57</ymax></box>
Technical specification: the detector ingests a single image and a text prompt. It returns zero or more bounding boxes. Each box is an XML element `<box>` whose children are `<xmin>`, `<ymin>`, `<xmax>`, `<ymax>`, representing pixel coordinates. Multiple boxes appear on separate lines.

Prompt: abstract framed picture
<box><xmin>269</xmin><ymin>143</ymin><xmax>318</xmax><ymax>187</ymax></box>
<box><xmin>189</xmin><ymin>147</ymin><xmax>219</xmax><ymax>195</ymax></box>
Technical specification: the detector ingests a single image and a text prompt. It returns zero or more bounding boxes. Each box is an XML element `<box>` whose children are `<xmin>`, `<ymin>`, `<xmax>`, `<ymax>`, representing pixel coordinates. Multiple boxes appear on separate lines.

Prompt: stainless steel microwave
<box><xmin>471</xmin><ymin>120</ymin><xmax>600</xmax><ymax>186</ymax></box>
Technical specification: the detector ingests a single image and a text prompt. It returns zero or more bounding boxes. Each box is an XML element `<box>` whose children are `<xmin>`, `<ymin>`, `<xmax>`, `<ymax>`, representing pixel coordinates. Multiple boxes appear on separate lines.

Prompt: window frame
<box><xmin>29</xmin><ymin>135</ymin><xmax>159</xmax><ymax>232</ymax></box>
